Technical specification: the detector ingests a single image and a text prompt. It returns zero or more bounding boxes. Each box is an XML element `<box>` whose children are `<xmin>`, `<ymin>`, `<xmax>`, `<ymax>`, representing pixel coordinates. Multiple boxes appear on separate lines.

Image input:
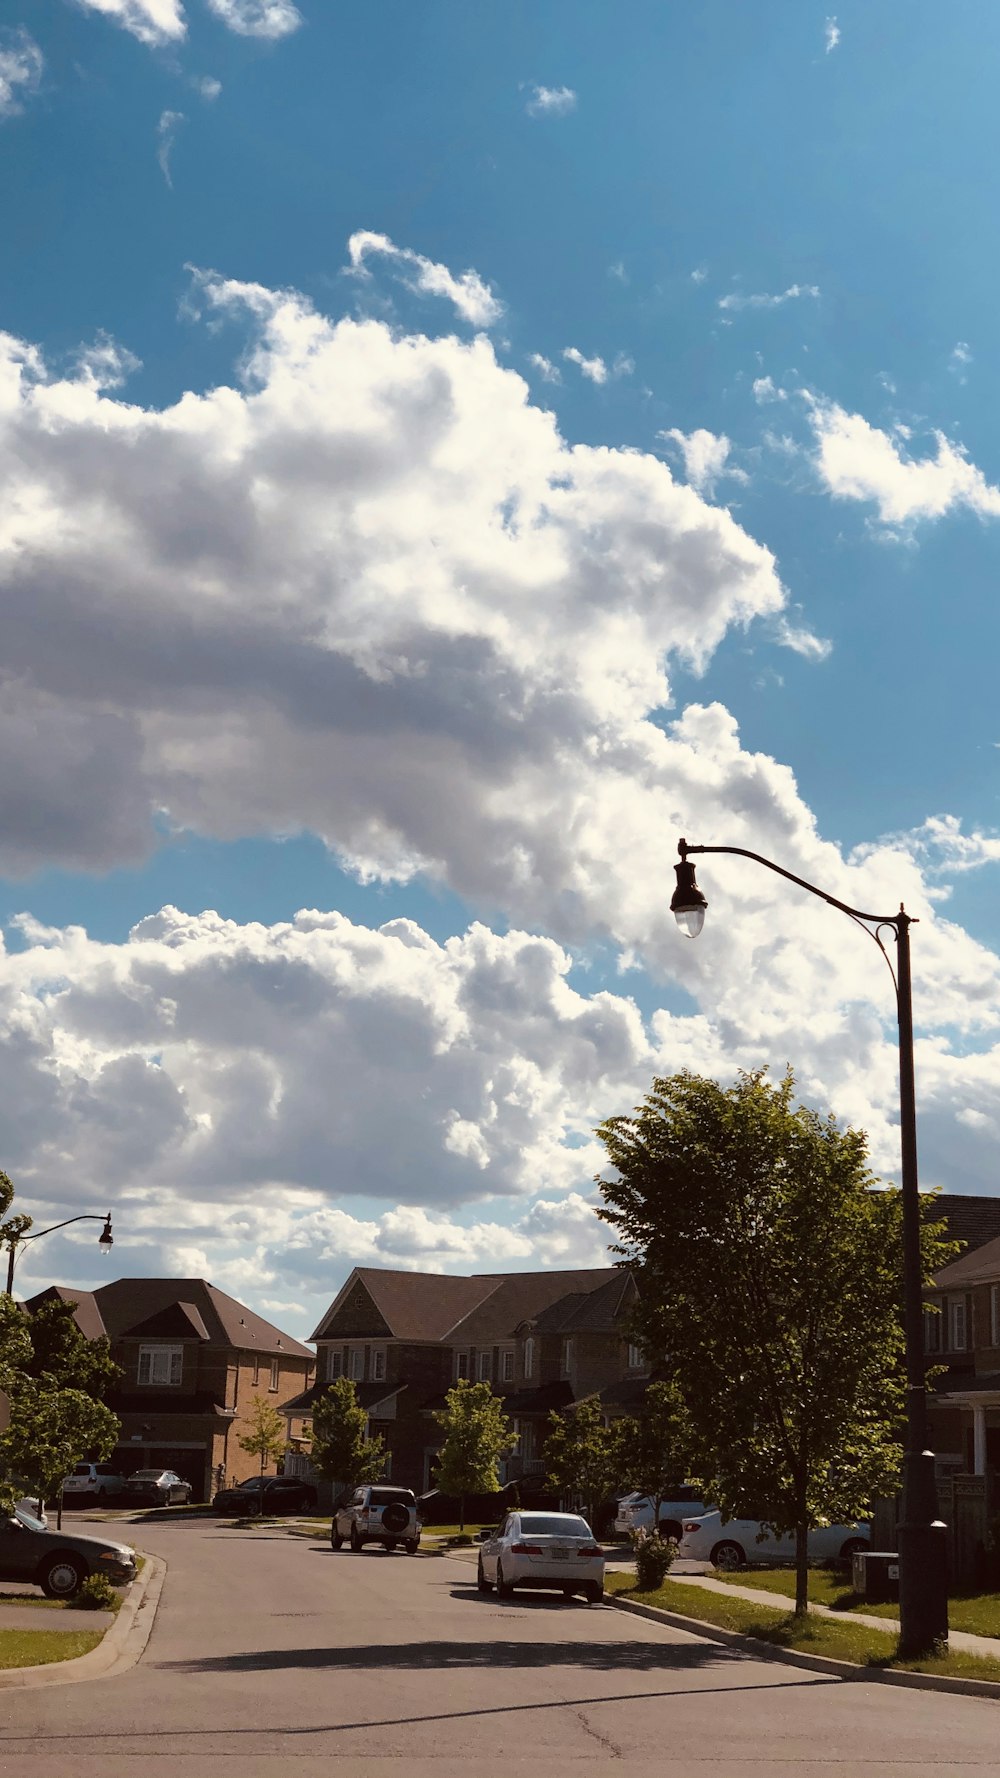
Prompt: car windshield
<box><xmin>369</xmin><ymin>1488</ymin><xmax>414</xmax><ymax>1506</ymax></box>
<box><xmin>71</xmin><ymin>1464</ymin><xmax>91</xmax><ymax>1477</ymax></box>
<box><xmin>132</xmin><ymin>1471</ymin><xmax>163</xmax><ymax>1480</ymax></box>
<box><xmin>14</xmin><ymin>1505</ymin><xmax>45</xmax><ymax>1533</ymax></box>
<box><xmin>518</xmin><ymin>1515</ymin><xmax>592</xmax><ymax>1538</ymax></box>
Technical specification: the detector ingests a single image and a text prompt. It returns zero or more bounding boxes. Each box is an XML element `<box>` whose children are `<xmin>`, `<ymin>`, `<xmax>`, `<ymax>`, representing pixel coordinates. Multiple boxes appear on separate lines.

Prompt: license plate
<box><xmin>552</xmin><ymin>1548</ymin><xmax>571</xmax><ymax>1560</ymax></box>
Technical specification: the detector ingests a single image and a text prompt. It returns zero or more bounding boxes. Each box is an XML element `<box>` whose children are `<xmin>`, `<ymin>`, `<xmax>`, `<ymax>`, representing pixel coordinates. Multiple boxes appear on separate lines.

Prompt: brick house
<box><xmin>282</xmin><ymin>1264</ymin><xmax>644</xmax><ymax>1500</ymax></box>
<box><xmin>23</xmin><ymin>1278</ymin><xmax>314</xmax><ymax>1502</ymax></box>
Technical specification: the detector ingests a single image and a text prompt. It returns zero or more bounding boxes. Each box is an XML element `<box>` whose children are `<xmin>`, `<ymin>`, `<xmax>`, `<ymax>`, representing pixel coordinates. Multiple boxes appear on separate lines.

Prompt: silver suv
<box><xmin>331</xmin><ymin>1485</ymin><xmax>420</xmax><ymax>1554</ymax></box>
<box><xmin>62</xmin><ymin>1462</ymin><xmax>126</xmax><ymax>1502</ymax></box>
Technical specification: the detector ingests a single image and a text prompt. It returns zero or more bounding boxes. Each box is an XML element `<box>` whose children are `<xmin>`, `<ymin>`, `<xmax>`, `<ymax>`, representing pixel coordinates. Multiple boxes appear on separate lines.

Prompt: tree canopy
<box><xmin>597</xmin><ymin>1068</ymin><xmax>957</xmax><ymax>1612</ymax></box>
<box><xmin>434</xmin><ymin>1379</ymin><xmax>515</xmax><ymax>1531</ymax></box>
<box><xmin>543</xmin><ymin>1394</ymin><xmax>629</xmax><ymax>1527</ymax></box>
<box><xmin>310</xmin><ymin>1376</ymin><xmax>386</xmax><ymax>1492</ymax></box>
<box><xmin>237</xmin><ymin>1394</ymin><xmax>287</xmax><ymax>1488</ymax></box>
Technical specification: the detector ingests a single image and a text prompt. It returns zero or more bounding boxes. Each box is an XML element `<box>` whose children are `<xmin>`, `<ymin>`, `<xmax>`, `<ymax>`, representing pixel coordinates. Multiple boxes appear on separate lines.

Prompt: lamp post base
<box><xmin>897</xmin><ymin>1451</ymin><xmax>949</xmax><ymax>1659</ymax></box>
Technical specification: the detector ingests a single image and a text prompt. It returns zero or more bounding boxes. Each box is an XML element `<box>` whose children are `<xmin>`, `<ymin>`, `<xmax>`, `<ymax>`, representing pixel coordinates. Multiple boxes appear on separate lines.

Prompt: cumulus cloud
<box><xmin>527</xmin><ymin>352</ymin><xmax>561</xmax><ymax>383</ymax></box>
<box><xmin>752</xmin><ymin>375</ymin><xmax>787</xmax><ymax>404</ymax></box>
<box><xmin>824</xmin><ymin>16</ymin><xmax>840</xmax><ymax>53</ymax></box>
<box><xmin>192</xmin><ymin>75</ymin><xmax>222</xmax><ymax>100</ymax></box>
<box><xmin>346</xmin><ymin>230</ymin><xmax>503</xmax><ymax>327</ymax></box>
<box><xmin>719</xmin><ymin>283</ymin><xmax>820</xmax><ymax>313</ymax></box>
<box><xmin>807</xmin><ymin>396</ymin><xmax>1000</xmax><ymax>527</ymax></box>
<box><xmin>0</xmin><ymin>27</ymin><xmax>43</xmax><ymax>117</ymax></box>
<box><xmin>659</xmin><ymin>426</ymin><xmax>743</xmax><ymax>497</ymax></box>
<box><xmin>562</xmin><ymin>346</ymin><xmax>633</xmax><ymax>385</ymax></box>
<box><xmin>524</xmin><ymin>84</ymin><xmax>577</xmax><ymax>117</ymax></box>
<box><xmin>69</xmin><ymin>0</ymin><xmax>186</xmax><ymax>45</ymax></box>
<box><xmin>204</xmin><ymin>0</ymin><xmax>301</xmax><ymax>36</ymax></box>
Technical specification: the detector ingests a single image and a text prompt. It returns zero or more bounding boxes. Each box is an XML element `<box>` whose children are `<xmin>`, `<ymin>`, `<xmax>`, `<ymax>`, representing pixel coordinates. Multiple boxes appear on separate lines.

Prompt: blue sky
<box><xmin>3</xmin><ymin>0</ymin><xmax>1000</xmax><ymax>1333</ymax></box>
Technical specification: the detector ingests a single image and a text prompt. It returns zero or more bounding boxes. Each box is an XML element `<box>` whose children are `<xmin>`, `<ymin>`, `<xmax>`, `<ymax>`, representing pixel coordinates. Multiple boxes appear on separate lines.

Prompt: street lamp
<box><xmin>4</xmin><ymin>1213</ymin><xmax>114</xmax><ymax>1298</ymax></box>
<box><xmin>671</xmin><ymin>836</ymin><xmax>948</xmax><ymax>1659</ymax></box>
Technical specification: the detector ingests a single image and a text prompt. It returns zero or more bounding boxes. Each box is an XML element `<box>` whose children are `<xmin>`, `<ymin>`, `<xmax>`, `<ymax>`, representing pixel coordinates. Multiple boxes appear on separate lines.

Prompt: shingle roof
<box><xmin>500</xmin><ymin>1381</ymin><xmax>575</xmax><ymax>1416</ymax></box>
<box><xmin>108</xmin><ymin>1390</ymin><xmax>236</xmax><ymax>1418</ymax></box>
<box><xmin>533</xmin><ymin>1272</ymin><xmax>632</xmax><ymax>1335</ymax></box>
<box><xmin>21</xmin><ymin>1284</ymin><xmax>107</xmax><ymax>1343</ymax></box>
<box><xmin>447</xmin><ymin>1268</ymin><xmax>624</xmax><ymax>1343</ymax></box>
<box><xmin>933</xmin><ymin>1233</ymin><xmax>1000</xmax><ymax>1289</ymax></box>
<box><xmin>92</xmin><ymin>1278</ymin><xmax>313</xmax><ymax>1360</ymax></box>
<box><xmin>118</xmin><ymin>1301</ymin><xmax>211</xmax><ymax>1342</ymax></box>
<box><xmin>280</xmin><ymin>1379</ymin><xmax>405</xmax><ymax>1414</ymax></box>
<box><xmin>313</xmin><ymin>1269</ymin><xmax>499</xmax><ymax>1343</ymax></box>
<box><xmin>929</xmin><ymin>1195</ymin><xmax>1000</xmax><ymax>1256</ymax></box>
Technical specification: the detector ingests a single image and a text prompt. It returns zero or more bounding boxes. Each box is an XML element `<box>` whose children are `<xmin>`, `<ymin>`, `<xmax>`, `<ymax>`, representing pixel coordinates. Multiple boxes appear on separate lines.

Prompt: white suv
<box><xmin>62</xmin><ymin>1462</ymin><xmax>126</xmax><ymax>1502</ymax></box>
<box><xmin>331</xmin><ymin>1485</ymin><xmax>420</xmax><ymax>1554</ymax></box>
<box><xmin>613</xmin><ymin>1486</ymin><xmax>709</xmax><ymax>1543</ymax></box>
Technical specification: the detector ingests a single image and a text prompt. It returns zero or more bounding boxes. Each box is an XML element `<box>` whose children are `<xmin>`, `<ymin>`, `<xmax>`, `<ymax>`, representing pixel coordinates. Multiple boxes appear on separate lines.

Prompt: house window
<box><xmin>372</xmin><ymin>1348</ymin><xmax>386</xmax><ymax>1382</ymax></box>
<box><xmin>627</xmin><ymin>1343</ymin><xmax>644</xmax><ymax>1371</ymax></box>
<box><xmin>992</xmin><ymin>1285</ymin><xmax>1000</xmax><ymax>1349</ymax></box>
<box><xmin>350</xmin><ymin>1348</ymin><xmax>364</xmax><ymax>1381</ymax></box>
<box><xmin>523</xmin><ymin>1338</ymin><xmax>534</xmax><ymax>1380</ymax></box>
<box><xmin>328</xmin><ymin>1348</ymin><xmax>344</xmax><ymax>1380</ymax></box>
<box><xmin>138</xmin><ymin>1345</ymin><xmax>183</xmax><ymax>1386</ymax></box>
<box><xmin>253</xmin><ymin>1355</ymin><xmax>261</xmax><ymax>1386</ymax></box>
<box><xmin>562</xmin><ymin>1338</ymin><xmax>574</xmax><ymax>1374</ymax></box>
<box><xmin>478</xmin><ymin>1350</ymin><xmax>492</xmax><ymax>1382</ymax></box>
<box><xmin>269</xmin><ymin>1358</ymin><xmax>279</xmax><ymax>1392</ymax></box>
<box><xmin>923</xmin><ymin>1309</ymin><xmax>941</xmax><ymax>1355</ymax></box>
<box><xmin>455</xmin><ymin>1351</ymin><xmax>470</xmax><ymax>1380</ymax></box>
<box><xmin>501</xmin><ymin>1349</ymin><xmax>515</xmax><ymax>1383</ymax></box>
<box><xmin>949</xmin><ymin>1297</ymin><xmax>968</xmax><ymax>1352</ymax></box>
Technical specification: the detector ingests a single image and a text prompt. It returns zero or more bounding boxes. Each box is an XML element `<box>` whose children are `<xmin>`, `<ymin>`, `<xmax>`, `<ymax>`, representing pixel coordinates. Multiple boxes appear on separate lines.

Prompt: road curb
<box><xmin>0</xmin><ymin>1553</ymin><xmax>166</xmax><ymax>1690</ymax></box>
<box><xmin>606</xmin><ymin>1592</ymin><xmax>1000</xmax><ymax>1701</ymax></box>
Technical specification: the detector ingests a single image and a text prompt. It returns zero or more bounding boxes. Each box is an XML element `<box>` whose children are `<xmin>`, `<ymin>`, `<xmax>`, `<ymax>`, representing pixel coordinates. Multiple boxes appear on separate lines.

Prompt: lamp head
<box><xmin>670</xmin><ymin>847</ymin><xmax>707</xmax><ymax>939</ymax></box>
<box><xmin>98</xmin><ymin>1216</ymin><xmax>114</xmax><ymax>1252</ymax></box>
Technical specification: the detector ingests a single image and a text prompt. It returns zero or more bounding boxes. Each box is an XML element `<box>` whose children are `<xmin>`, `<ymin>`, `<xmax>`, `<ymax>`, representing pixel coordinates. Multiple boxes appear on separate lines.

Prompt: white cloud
<box><xmin>74</xmin><ymin>334</ymin><xmax>142</xmax><ymax>390</ymax></box>
<box><xmin>346</xmin><ymin>230</ymin><xmax>503</xmax><ymax>327</ymax></box>
<box><xmin>156</xmin><ymin>109</ymin><xmax>184</xmax><ymax>188</ymax></box>
<box><xmin>824</xmin><ymin>16</ymin><xmax>840</xmax><ymax>53</ymax></box>
<box><xmin>524</xmin><ymin>84</ymin><xmax>577</xmax><ymax>118</ymax></box>
<box><xmin>193</xmin><ymin>75</ymin><xmax>222</xmax><ymax>100</ymax></box>
<box><xmin>0</xmin><ymin>27</ymin><xmax>43</xmax><ymax>117</ymax></box>
<box><xmin>608</xmin><ymin>261</ymin><xmax>628</xmax><ymax>284</ymax></box>
<box><xmin>203</xmin><ymin>0</ymin><xmax>301</xmax><ymax>36</ymax></box>
<box><xmin>562</xmin><ymin>347</ymin><xmax>633</xmax><ymax>385</ymax></box>
<box><xmin>69</xmin><ymin>0</ymin><xmax>186</xmax><ymax>46</ymax></box>
<box><xmin>807</xmin><ymin>396</ymin><xmax>1000</xmax><ymax>527</ymax></box>
<box><xmin>527</xmin><ymin>352</ymin><xmax>561</xmax><ymax>383</ymax></box>
<box><xmin>752</xmin><ymin>375</ymin><xmax>787</xmax><ymax>404</ymax></box>
<box><xmin>719</xmin><ymin>283</ymin><xmax>820</xmax><ymax>313</ymax></box>
<box><xmin>659</xmin><ymin>426</ymin><xmax>741</xmax><ymax>497</ymax></box>
<box><xmin>691</xmin><ymin>267</ymin><xmax>708</xmax><ymax>284</ymax></box>
<box><xmin>772</xmin><ymin>616</ymin><xmax>832</xmax><ymax>661</ymax></box>
<box><xmin>949</xmin><ymin>341</ymin><xmax>972</xmax><ymax>383</ymax></box>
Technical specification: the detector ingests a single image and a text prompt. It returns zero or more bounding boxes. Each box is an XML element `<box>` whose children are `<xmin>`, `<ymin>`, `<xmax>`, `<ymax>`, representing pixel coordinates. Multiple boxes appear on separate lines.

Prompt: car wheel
<box><xmin>349</xmin><ymin>1525</ymin><xmax>363</xmax><ymax>1552</ymax></box>
<box><xmin>39</xmin><ymin>1554</ymin><xmax>86</xmax><ymax>1599</ymax></box>
<box><xmin>839</xmin><ymin>1537</ymin><xmax>869</xmax><ymax>1562</ymax></box>
<box><xmin>405</xmin><ymin>1538</ymin><xmax>419</xmax><ymax>1555</ymax></box>
<box><xmin>331</xmin><ymin>1530</ymin><xmax>344</xmax><ymax>1550</ymax></box>
<box><xmin>477</xmin><ymin>1557</ymin><xmax>493</xmax><ymax>1593</ymax></box>
<box><xmin>497</xmin><ymin>1561</ymin><xmax>514</xmax><ymax>1600</ymax></box>
<box><xmin>584</xmin><ymin>1582</ymin><xmax>603</xmax><ymax>1604</ymax></box>
<box><xmin>711</xmin><ymin>1541</ymin><xmax>746</xmax><ymax>1572</ymax></box>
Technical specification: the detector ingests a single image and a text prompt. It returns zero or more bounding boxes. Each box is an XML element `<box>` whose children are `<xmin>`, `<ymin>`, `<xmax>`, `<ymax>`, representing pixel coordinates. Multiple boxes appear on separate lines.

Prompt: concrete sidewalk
<box><xmin>673</xmin><ymin>1571</ymin><xmax>1000</xmax><ymax>1659</ymax></box>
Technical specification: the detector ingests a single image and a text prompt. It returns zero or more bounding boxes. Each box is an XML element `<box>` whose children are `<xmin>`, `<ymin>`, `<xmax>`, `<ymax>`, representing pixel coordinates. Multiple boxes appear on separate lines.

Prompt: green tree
<box><xmin>310</xmin><ymin>1376</ymin><xmax>386</xmax><ymax>1494</ymax></box>
<box><xmin>22</xmin><ymin>1296</ymin><xmax>121</xmax><ymax>1400</ymax></box>
<box><xmin>597</xmin><ymin>1068</ymin><xmax>957</xmax><ymax>1616</ymax></box>
<box><xmin>543</xmin><ymin>1395</ymin><xmax>628</xmax><ymax>1528</ymax></box>
<box><xmin>237</xmin><ymin>1394</ymin><xmax>287</xmax><ymax>1504</ymax></box>
<box><xmin>433</xmin><ymin>1379</ymin><xmax>516</xmax><ymax>1532</ymax></box>
<box><xmin>620</xmin><ymin>1379</ymin><xmax>694</xmax><ymax>1535</ymax></box>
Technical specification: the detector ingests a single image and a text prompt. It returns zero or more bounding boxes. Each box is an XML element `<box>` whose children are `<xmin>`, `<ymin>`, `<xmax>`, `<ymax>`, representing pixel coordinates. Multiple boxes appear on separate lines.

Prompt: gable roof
<box><xmin>21</xmin><ymin>1284</ymin><xmax>107</xmax><ymax>1343</ymax></box>
<box><xmin>450</xmin><ymin>1268</ymin><xmax>624</xmax><ymax>1343</ymax></box>
<box><xmin>312</xmin><ymin>1264</ymin><xmax>631</xmax><ymax>1345</ymax></box>
<box><xmin>118</xmin><ymin>1300</ymin><xmax>211</xmax><ymax>1342</ymax></box>
<box><xmin>930</xmin><ymin>1194</ymin><xmax>1000</xmax><ymax>1256</ymax></box>
<box><xmin>934</xmin><ymin>1233</ymin><xmax>1000</xmax><ymax>1290</ymax></box>
<box><xmin>91</xmin><ymin>1278</ymin><xmax>313</xmax><ymax>1360</ymax></box>
<box><xmin>312</xmin><ymin>1269</ymin><xmax>497</xmax><ymax>1343</ymax></box>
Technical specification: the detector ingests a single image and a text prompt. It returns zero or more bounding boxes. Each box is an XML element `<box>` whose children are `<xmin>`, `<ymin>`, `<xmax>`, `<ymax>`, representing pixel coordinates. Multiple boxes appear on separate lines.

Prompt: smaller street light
<box><xmin>5</xmin><ymin>1212</ymin><xmax>114</xmax><ymax>1297</ymax></box>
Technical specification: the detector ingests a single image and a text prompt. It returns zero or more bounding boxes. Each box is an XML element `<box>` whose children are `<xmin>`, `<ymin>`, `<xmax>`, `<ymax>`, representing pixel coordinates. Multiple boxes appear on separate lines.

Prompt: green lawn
<box><xmin>713</xmin><ymin>1566</ymin><xmax>1000</xmax><ymax>1638</ymax></box>
<box><xmin>606</xmin><ymin>1573</ymin><xmax>1000</xmax><ymax>1683</ymax></box>
<box><xmin>0</xmin><ymin>1628</ymin><xmax>104</xmax><ymax>1670</ymax></box>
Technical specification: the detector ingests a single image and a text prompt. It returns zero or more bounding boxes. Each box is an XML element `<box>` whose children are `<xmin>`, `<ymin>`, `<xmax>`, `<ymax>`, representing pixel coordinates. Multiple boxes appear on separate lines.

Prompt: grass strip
<box><xmin>711</xmin><ymin>1566</ymin><xmax>1000</xmax><ymax>1638</ymax></box>
<box><xmin>605</xmin><ymin>1573</ymin><xmax>1000</xmax><ymax>1683</ymax></box>
<box><xmin>0</xmin><ymin>1628</ymin><xmax>104</xmax><ymax>1670</ymax></box>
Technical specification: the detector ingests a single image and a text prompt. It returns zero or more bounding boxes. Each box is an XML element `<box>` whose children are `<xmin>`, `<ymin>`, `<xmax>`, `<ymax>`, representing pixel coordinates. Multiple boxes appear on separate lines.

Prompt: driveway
<box><xmin>0</xmin><ymin>1515</ymin><xmax>997</xmax><ymax>1777</ymax></box>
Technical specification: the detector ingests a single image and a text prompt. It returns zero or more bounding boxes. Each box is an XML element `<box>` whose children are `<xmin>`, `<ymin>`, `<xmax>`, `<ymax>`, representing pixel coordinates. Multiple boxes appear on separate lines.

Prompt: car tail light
<box><xmin>683</xmin><ymin>1521</ymin><xmax>701</xmax><ymax>1533</ymax></box>
<box><xmin>578</xmin><ymin>1544</ymin><xmax>603</xmax><ymax>1557</ymax></box>
<box><xmin>509</xmin><ymin>1542</ymin><xmax>543</xmax><ymax>1555</ymax></box>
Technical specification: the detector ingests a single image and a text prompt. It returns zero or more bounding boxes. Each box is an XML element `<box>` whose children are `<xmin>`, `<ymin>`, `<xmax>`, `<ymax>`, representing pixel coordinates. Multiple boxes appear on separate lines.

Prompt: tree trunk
<box><xmin>459</xmin><ymin>1493</ymin><xmax>465</xmax><ymax>1535</ymax></box>
<box><xmin>794</xmin><ymin>1469</ymin><xmax>809</xmax><ymax>1617</ymax></box>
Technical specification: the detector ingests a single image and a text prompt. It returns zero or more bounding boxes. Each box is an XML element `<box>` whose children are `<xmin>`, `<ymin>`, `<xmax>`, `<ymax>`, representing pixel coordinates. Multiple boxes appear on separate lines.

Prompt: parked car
<box><xmin>478</xmin><ymin>1509</ymin><xmax>605</xmax><ymax>1603</ymax></box>
<box><xmin>0</xmin><ymin>1502</ymin><xmax>137</xmax><ymax>1599</ymax></box>
<box><xmin>332</xmin><ymin>1485</ymin><xmax>420</xmax><ymax>1553</ymax></box>
<box><xmin>16</xmin><ymin>1497</ymin><xmax>47</xmax><ymax>1527</ymax></box>
<box><xmin>126</xmin><ymin>1469</ymin><xmax>193</xmax><ymax>1508</ymax></box>
<box><xmin>61</xmin><ymin>1462</ymin><xmax>126</xmax><ymax>1503</ymax></box>
<box><xmin>677</xmin><ymin>1510</ymin><xmax>871</xmax><ymax>1571</ymax></box>
<box><xmin>212</xmin><ymin>1475</ymin><xmax>318</xmax><ymax>1515</ymax></box>
<box><xmin>613</xmin><ymin>1487</ymin><xmax>709</xmax><ymax>1542</ymax></box>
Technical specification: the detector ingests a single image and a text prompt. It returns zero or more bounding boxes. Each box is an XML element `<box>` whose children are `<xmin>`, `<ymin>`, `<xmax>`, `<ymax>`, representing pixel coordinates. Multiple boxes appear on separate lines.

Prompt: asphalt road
<box><xmin>1</xmin><ymin>1515</ymin><xmax>998</xmax><ymax>1778</ymax></box>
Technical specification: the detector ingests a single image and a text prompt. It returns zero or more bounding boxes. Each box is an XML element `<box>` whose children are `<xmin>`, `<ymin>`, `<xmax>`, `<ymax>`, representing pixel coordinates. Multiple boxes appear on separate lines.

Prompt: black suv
<box><xmin>331</xmin><ymin>1485</ymin><xmax>420</xmax><ymax>1553</ymax></box>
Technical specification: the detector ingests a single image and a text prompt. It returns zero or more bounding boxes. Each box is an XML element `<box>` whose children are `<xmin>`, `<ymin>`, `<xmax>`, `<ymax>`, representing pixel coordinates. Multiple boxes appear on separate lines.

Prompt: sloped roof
<box><xmin>312</xmin><ymin>1269</ymin><xmax>497</xmax><ymax>1343</ymax></box>
<box><xmin>501</xmin><ymin>1380</ymin><xmax>575</xmax><ymax>1416</ymax></box>
<box><xmin>930</xmin><ymin>1195</ymin><xmax>1000</xmax><ymax>1257</ymax></box>
<box><xmin>92</xmin><ymin>1278</ymin><xmax>313</xmax><ymax>1360</ymax></box>
<box><xmin>533</xmin><ymin>1271</ymin><xmax>632</xmax><ymax>1336</ymax></box>
<box><xmin>118</xmin><ymin>1300</ymin><xmax>211</xmax><ymax>1342</ymax></box>
<box><xmin>21</xmin><ymin>1284</ymin><xmax>107</xmax><ymax>1343</ymax></box>
<box><xmin>280</xmin><ymin>1379</ymin><xmax>406</xmax><ymax>1415</ymax></box>
<box><xmin>449</xmin><ymin>1268</ymin><xmax>624</xmax><ymax>1343</ymax></box>
<box><xmin>934</xmin><ymin>1232</ymin><xmax>1000</xmax><ymax>1290</ymax></box>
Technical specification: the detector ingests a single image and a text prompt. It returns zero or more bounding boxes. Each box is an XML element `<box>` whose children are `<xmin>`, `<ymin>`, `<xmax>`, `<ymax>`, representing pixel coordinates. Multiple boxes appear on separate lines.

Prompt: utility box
<box><xmin>852</xmin><ymin>1551</ymin><xmax>899</xmax><ymax>1603</ymax></box>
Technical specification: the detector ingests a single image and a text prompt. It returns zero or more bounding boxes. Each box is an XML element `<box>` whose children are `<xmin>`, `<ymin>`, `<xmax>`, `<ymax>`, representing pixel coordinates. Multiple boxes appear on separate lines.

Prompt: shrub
<box><xmin>632</xmin><ymin>1528</ymin><xmax>675</xmax><ymax>1590</ymax></box>
<box><xmin>74</xmin><ymin>1573</ymin><xmax>120</xmax><ymax>1611</ymax></box>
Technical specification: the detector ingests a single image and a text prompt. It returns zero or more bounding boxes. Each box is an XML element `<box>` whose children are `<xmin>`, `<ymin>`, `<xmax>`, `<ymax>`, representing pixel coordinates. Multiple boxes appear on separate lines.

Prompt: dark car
<box><xmin>0</xmin><ymin>1503</ymin><xmax>137</xmax><ymax>1599</ymax></box>
<box><xmin>126</xmin><ymin>1469</ymin><xmax>193</xmax><ymax>1508</ymax></box>
<box><xmin>212</xmin><ymin>1475</ymin><xmax>318</xmax><ymax>1516</ymax></box>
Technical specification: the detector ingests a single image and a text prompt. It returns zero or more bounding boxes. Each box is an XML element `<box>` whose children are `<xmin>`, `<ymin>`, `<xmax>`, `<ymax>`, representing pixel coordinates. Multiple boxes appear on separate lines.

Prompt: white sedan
<box><xmin>478</xmin><ymin>1510</ymin><xmax>605</xmax><ymax>1603</ymax></box>
<box><xmin>678</xmin><ymin>1509</ymin><xmax>870</xmax><ymax>1570</ymax></box>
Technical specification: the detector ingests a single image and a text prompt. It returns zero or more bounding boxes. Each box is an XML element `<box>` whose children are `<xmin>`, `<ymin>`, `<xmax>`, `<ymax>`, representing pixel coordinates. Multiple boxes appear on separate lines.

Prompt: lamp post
<box><xmin>4</xmin><ymin>1213</ymin><xmax>114</xmax><ymax>1297</ymax></box>
<box><xmin>670</xmin><ymin>836</ymin><xmax>948</xmax><ymax>1659</ymax></box>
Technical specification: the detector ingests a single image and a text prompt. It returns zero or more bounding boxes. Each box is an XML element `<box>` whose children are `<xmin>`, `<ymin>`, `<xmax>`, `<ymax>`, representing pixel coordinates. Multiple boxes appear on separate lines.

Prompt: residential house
<box><xmin>926</xmin><ymin>1236</ymin><xmax>1000</xmax><ymax>1478</ymax></box>
<box><xmin>282</xmin><ymin>1264</ymin><xmax>644</xmax><ymax>1500</ymax></box>
<box><xmin>22</xmin><ymin>1278</ymin><xmax>314</xmax><ymax>1502</ymax></box>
